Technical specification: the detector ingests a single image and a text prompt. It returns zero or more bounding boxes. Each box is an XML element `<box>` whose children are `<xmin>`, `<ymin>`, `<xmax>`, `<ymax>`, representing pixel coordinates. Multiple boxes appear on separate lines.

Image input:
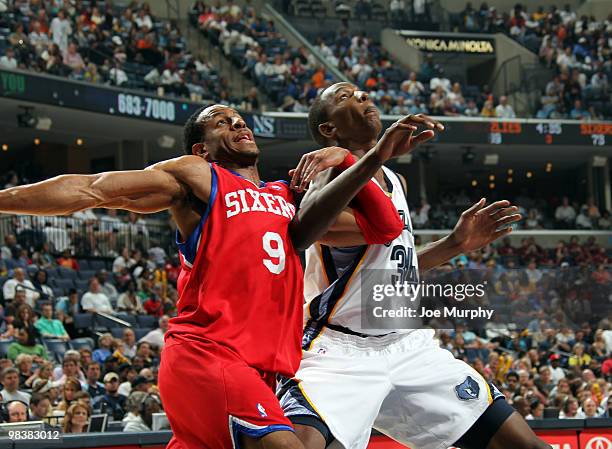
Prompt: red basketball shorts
<box><xmin>158</xmin><ymin>335</ymin><xmax>294</xmax><ymax>449</ymax></box>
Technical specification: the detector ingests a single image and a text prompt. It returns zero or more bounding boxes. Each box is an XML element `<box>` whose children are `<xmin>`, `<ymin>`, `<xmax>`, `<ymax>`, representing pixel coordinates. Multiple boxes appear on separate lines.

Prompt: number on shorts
<box><xmin>262</xmin><ymin>232</ymin><xmax>285</xmax><ymax>274</ymax></box>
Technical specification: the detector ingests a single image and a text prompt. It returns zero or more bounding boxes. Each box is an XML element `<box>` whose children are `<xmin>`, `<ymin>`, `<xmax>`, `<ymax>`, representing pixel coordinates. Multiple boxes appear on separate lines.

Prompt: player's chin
<box><xmin>232</xmin><ymin>141</ymin><xmax>259</xmax><ymax>155</ymax></box>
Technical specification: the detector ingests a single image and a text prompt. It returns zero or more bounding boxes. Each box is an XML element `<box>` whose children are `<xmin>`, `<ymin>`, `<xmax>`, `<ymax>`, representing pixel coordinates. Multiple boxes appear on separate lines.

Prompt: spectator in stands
<box><xmin>495</xmin><ymin>96</ymin><xmax>516</xmax><ymax>118</ymax></box>
<box><xmin>92</xmin><ymin>333</ymin><xmax>114</xmax><ymax>364</ymax></box>
<box><xmin>143</xmin><ymin>291</ymin><xmax>163</xmax><ymax>317</ymax></box>
<box><xmin>555</xmin><ymin>197</ymin><xmax>577</xmax><ymax>228</ymax></box>
<box><xmin>81</xmin><ymin>278</ymin><xmax>114</xmax><ymax>314</ymax></box>
<box><xmin>131</xmin><ymin>375</ymin><xmax>153</xmax><ymax>394</ymax></box>
<box><xmin>112</xmin><ymin>247</ymin><xmax>134</xmax><ymax>274</ymax></box>
<box><xmin>575</xmin><ymin>206</ymin><xmax>593</xmax><ymax>229</ymax></box>
<box><xmin>25</xmin><ymin>361</ymin><xmax>53</xmax><ymax>389</ymax></box>
<box><xmin>123</xmin><ymin>391</ymin><xmax>150</xmax><ymax>431</ymax></box>
<box><xmin>1</xmin><ymin>234</ymin><xmax>17</xmax><ymax>261</ymax></box>
<box><xmin>560</xmin><ymin>397</ymin><xmax>581</xmax><ymax>418</ymax></box>
<box><xmin>96</xmin><ymin>270</ymin><xmax>118</xmax><ymax>302</ymax></box>
<box><xmin>122</xmin><ymin>329</ymin><xmax>137</xmax><ymax>359</ymax></box>
<box><xmin>63</xmin><ymin>42</ymin><xmax>85</xmax><ymax>74</ymax></box>
<box><xmin>56</xmin><ymin>249</ymin><xmax>79</xmax><ymax>271</ymax></box>
<box><xmin>55</xmin><ymin>288</ymin><xmax>80</xmax><ymax>335</ymax></box>
<box><xmin>55</xmin><ymin>377</ymin><xmax>82</xmax><ymax>412</ymax></box>
<box><xmin>93</xmin><ymin>372</ymin><xmax>127</xmax><ymax>421</ymax></box>
<box><xmin>569</xmin><ymin>343</ymin><xmax>592</xmax><ymax>369</ymax></box>
<box><xmin>570</xmin><ymin>99</ymin><xmax>591</xmax><ymax>120</ymax></box>
<box><xmin>82</xmin><ymin>362</ymin><xmax>105</xmax><ymax>400</ymax></box>
<box><xmin>3</xmin><ymin>268</ymin><xmax>39</xmax><ymax>306</ymax></box>
<box><xmin>35</xmin><ymin>303</ymin><xmax>69</xmax><ymax>341</ymax></box>
<box><xmin>117</xmin><ymin>281</ymin><xmax>145</xmax><ymax>315</ymax></box>
<box><xmin>55</xmin><ymin>358</ymin><xmax>85</xmax><ymax>387</ymax></box>
<box><xmin>0</xmin><ymin>47</ymin><xmax>18</xmax><ymax>70</ymax></box>
<box><xmin>7</xmin><ymin>327</ymin><xmax>47</xmax><ymax>362</ymax></box>
<box><xmin>62</xmin><ymin>402</ymin><xmax>90</xmax><ymax>434</ymax></box>
<box><xmin>1</xmin><ymin>367</ymin><xmax>31</xmax><ymax>404</ymax></box>
<box><xmin>139</xmin><ymin>315</ymin><xmax>169</xmax><ymax>350</ymax></box>
<box><xmin>480</xmin><ymin>99</ymin><xmax>497</xmax><ymax>117</ymax></box>
<box><xmin>15</xmin><ymin>354</ymin><xmax>33</xmax><ymax>389</ymax></box>
<box><xmin>31</xmin><ymin>243</ymin><xmax>56</xmax><ymax>270</ymax></box>
<box><xmin>32</xmin><ymin>270</ymin><xmax>53</xmax><ymax>300</ymax></box>
<box><xmin>29</xmin><ymin>392</ymin><xmax>51</xmax><ymax>421</ymax></box>
<box><xmin>7</xmin><ymin>400</ymin><xmax>28</xmax><ymax>423</ymax></box>
<box><xmin>50</xmin><ymin>9</ymin><xmax>72</xmax><ymax>53</ymax></box>
<box><xmin>135</xmin><ymin>342</ymin><xmax>154</xmax><ymax>368</ymax></box>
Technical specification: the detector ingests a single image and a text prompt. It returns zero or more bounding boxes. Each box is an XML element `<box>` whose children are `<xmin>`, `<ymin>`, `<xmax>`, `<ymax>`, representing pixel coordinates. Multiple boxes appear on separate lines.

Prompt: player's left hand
<box><xmin>289</xmin><ymin>146</ymin><xmax>349</xmax><ymax>192</ymax></box>
<box><xmin>449</xmin><ymin>199</ymin><xmax>522</xmax><ymax>252</ymax></box>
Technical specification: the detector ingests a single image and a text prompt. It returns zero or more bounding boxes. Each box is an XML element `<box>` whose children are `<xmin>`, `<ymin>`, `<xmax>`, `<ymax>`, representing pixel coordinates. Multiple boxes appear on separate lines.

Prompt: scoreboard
<box><xmin>1</xmin><ymin>68</ymin><xmax>611</xmax><ymax>147</ymax></box>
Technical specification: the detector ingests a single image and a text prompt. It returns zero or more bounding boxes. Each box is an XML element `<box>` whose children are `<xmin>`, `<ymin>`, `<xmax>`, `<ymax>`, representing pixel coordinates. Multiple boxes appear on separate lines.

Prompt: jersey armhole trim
<box><xmin>176</xmin><ymin>163</ymin><xmax>218</xmax><ymax>267</ymax></box>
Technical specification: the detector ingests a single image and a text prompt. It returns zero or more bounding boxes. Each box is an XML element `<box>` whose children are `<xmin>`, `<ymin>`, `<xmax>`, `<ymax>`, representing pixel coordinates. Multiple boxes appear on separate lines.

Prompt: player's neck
<box><xmin>228</xmin><ymin>165</ymin><xmax>261</xmax><ymax>186</ymax></box>
<box><xmin>337</xmin><ymin>138</ymin><xmax>378</xmax><ymax>159</ymax></box>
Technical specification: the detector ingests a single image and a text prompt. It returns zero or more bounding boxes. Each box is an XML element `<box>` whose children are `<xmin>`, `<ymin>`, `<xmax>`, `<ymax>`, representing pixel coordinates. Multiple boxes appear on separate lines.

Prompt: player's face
<box><xmin>197</xmin><ymin>105</ymin><xmax>259</xmax><ymax>165</ymax></box>
<box><xmin>320</xmin><ymin>82</ymin><xmax>382</xmax><ymax>142</ymax></box>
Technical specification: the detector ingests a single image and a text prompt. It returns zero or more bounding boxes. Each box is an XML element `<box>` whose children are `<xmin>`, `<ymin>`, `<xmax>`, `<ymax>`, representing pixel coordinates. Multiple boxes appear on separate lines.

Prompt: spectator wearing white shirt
<box><xmin>138</xmin><ymin>315</ymin><xmax>169</xmax><ymax>350</ymax></box>
<box><xmin>113</xmin><ymin>247</ymin><xmax>134</xmax><ymax>274</ymax></box>
<box><xmin>109</xmin><ymin>64</ymin><xmax>128</xmax><ymax>86</ymax></box>
<box><xmin>400</xmin><ymin>72</ymin><xmax>425</xmax><ymax>97</ymax></box>
<box><xmin>0</xmin><ymin>47</ymin><xmax>18</xmax><ymax>69</ymax></box>
<box><xmin>134</xmin><ymin>9</ymin><xmax>153</xmax><ymax>30</ymax></box>
<box><xmin>2</xmin><ymin>268</ymin><xmax>39</xmax><ymax>307</ymax></box>
<box><xmin>554</xmin><ymin>196</ymin><xmax>576</xmax><ymax>228</ymax></box>
<box><xmin>28</xmin><ymin>21</ymin><xmax>49</xmax><ymax>54</ymax></box>
<box><xmin>495</xmin><ymin>96</ymin><xmax>516</xmax><ymax>118</ymax></box>
<box><xmin>81</xmin><ymin>278</ymin><xmax>114</xmax><ymax>314</ymax></box>
<box><xmin>50</xmin><ymin>9</ymin><xmax>72</xmax><ymax>52</ymax></box>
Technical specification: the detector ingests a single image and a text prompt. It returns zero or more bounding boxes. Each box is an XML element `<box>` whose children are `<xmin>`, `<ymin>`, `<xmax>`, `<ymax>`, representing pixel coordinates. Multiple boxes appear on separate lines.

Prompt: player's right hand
<box><xmin>373</xmin><ymin>114</ymin><xmax>444</xmax><ymax>162</ymax></box>
<box><xmin>289</xmin><ymin>146</ymin><xmax>349</xmax><ymax>192</ymax></box>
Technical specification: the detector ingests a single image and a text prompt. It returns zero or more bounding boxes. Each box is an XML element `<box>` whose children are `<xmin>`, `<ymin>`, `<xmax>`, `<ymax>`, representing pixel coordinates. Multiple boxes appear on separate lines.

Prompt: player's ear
<box><xmin>318</xmin><ymin>121</ymin><xmax>336</xmax><ymax>141</ymax></box>
<box><xmin>191</xmin><ymin>143</ymin><xmax>208</xmax><ymax>159</ymax></box>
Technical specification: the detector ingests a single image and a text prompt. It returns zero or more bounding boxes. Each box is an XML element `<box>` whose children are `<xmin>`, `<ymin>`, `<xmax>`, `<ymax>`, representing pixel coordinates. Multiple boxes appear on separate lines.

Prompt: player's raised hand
<box><xmin>289</xmin><ymin>146</ymin><xmax>349</xmax><ymax>192</ymax></box>
<box><xmin>449</xmin><ymin>199</ymin><xmax>522</xmax><ymax>252</ymax></box>
<box><xmin>373</xmin><ymin>114</ymin><xmax>444</xmax><ymax>162</ymax></box>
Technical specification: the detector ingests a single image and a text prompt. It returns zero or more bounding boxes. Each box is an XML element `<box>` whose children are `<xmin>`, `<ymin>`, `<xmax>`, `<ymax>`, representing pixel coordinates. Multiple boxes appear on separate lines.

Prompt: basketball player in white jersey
<box><xmin>279</xmin><ymin>83</ymin><xmax>551</xmax><ymax>449</ymax></box>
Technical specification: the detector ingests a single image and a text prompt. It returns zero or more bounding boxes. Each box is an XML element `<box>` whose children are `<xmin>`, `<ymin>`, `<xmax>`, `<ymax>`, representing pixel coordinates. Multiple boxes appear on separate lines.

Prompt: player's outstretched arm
<box><xmin>0</xmin><ymin>155</ymin><xmax>210</xmax><ymax>216</ymax></box>
<box><xmin>417</xmin><ymin>199</ymin><xmax>522</xmax><ymax>273</ymax></box>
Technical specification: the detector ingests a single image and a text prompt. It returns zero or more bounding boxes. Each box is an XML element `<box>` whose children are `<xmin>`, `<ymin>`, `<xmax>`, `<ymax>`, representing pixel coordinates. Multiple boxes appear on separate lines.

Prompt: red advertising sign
<box><xmin>537</xmin><ymin>430</ymin><xmax>580</xmax><ymax>449</ymax></box>
<box><xmin>579</xmin><ymin>430</ymin><xmax>612</xmax><ymax>449</ymax></box>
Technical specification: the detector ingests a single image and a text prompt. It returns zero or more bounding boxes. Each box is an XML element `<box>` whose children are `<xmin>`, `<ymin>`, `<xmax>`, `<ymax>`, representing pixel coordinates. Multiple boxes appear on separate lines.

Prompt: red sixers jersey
<box><xmin>167</xmin><ymin>163</ymin><xmax>304</xmax><ymax>377</ymax></box>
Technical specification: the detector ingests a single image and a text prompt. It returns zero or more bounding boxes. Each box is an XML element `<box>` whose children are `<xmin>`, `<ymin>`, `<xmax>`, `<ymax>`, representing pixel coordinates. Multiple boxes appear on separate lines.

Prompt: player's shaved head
<box><xmin>183</xmin><ymin>104</ymin><xmax>259</xmax><ymax>165</ymax></box>
<box><xmin>309</xmin><ymin>82</ymin><xmax>381</xmax><ymax>147</ymax></box>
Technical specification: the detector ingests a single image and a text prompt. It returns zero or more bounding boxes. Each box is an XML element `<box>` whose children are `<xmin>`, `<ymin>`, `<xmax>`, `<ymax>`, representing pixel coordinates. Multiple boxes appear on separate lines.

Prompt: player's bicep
<box><xmin>89</xmin><ymin>169</ymin><xmax>184</xmax><ymax>212</ymax></box>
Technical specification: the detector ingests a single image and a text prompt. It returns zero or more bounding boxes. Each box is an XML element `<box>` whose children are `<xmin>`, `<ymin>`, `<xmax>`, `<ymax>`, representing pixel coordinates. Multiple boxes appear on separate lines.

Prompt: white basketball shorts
<box><xmin>279</xmin><ymin>328</ymin><xmax>500</xmax><ymax>449</ymax></box>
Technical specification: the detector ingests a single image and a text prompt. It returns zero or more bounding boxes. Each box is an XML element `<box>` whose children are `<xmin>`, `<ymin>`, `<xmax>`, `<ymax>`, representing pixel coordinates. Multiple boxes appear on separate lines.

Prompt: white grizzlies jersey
<box><xmin>302</xmin><ymin>166</ymin><xmax>419</xmax><ymax>347</ymax></box>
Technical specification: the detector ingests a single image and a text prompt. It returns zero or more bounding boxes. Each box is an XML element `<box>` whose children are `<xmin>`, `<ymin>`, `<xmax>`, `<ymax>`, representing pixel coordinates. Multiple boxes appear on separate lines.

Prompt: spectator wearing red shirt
<box><xmin>56</xmin><ymin>249</ymin><xmax>79</xmax><ymax>271</ymax></box>
<box><xmin>143</xmin><ymin>294</ymin><xmax>163</xmax><ymax>317</ymax></box>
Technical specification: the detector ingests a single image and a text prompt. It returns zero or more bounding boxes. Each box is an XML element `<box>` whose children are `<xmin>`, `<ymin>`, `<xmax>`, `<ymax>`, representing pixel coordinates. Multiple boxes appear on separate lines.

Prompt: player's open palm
<box><xmin>374</xmin><ymin>114</ymin><xmax>444</xmax><ymax>162</ymax></box>
<box><xmin>289</xmin><ymin>146</ymin><xmax>349</xmax><ymax>192</ymax></box>
<box><xmin>450</xmin><ymin>199</ymin><xmax>522</xmax><ymax>252</ymax></box>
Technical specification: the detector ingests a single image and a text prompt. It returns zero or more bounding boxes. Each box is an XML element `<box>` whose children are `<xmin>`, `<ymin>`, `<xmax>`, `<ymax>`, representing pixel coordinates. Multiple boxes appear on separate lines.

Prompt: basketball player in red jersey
<box><xmin>0</xmin><ymin>104</ymin><xmax>436</xmax><ymax>449</ymax></box>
